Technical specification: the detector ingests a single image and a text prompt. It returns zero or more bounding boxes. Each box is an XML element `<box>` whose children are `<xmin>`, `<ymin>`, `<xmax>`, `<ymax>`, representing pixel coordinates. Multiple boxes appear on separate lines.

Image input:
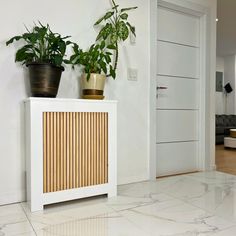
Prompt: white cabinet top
<box><xmin>24</xmin><ymin>97</ymin><xmax>118</xmax><ymax>104</ymax></box>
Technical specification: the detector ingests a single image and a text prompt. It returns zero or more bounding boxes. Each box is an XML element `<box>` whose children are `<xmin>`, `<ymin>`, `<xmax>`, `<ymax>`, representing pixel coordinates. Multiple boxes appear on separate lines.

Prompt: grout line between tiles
<box><xmin>20</xmin><ymin>203</ymin><xmax>38</xmax><ymax>236</ymax></box>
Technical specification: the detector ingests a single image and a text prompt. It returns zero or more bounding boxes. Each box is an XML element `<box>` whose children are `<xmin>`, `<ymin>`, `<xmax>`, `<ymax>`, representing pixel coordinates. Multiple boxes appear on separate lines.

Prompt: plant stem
<box><xmin>114</xmin><ymin>42</ymin><xmax>118</xmax><ymax>72</ymax></box>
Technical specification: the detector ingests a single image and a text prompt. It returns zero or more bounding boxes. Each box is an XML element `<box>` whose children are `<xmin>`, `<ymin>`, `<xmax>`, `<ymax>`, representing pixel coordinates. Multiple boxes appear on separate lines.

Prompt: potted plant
<box><xmin>6</xmin><ymin>22</ymin><xmax>72</xmax><ymax>97</ymax></box>
<box><xmin>69</xmin><ymin>0</ymin><xmax>137</xmax><ymax>99</ymax></box>
<box><xmin>69</xmin><ymin>42</ymin><xmax>114</xmax><ymax>99</ymax></box>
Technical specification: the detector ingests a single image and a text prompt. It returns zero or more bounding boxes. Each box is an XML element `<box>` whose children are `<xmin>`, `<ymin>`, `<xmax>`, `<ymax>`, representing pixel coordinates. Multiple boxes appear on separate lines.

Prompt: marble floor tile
<box><xmin>0</xmin><ymin>221</ymin><xmax>35</xmax><ymax>236</ymax></box>
<box><xmin>121</xmin><ymin>199</ymin><xmax>235</xmax><ymax>236</ymax></box>
<box><xmin>118</xmin><ymin>176</ymin><xmax>183</xmax><ymax>198</ymax></box>
<box><xmin>3</xmin><ymin>171</ymin><xmax>236</xmax><ymax>235</ymax></box>
<box><xmin>35</xmin><ymin>212</ymin><xmax>151</xmax><ymax>236</ymax></box>
<box><xmin>0</xmin><ymin>204</ymin><xmax>35</xmax><ymax>236</ymax></box>
<box><xmin>21</xmin><ymin>198</ymin><xmax>116</xmax><ymax>232</ymax></box>
<box><xmin>105</xmin><ymin>193</ymin><xmax>174</xmax><ymax>212</ymax></box>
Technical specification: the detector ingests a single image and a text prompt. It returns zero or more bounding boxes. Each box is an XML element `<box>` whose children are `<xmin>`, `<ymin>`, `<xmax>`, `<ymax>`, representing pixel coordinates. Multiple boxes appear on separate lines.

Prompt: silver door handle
<box><xmin>156</xmin><ymin>86</ymin><xmax>168</xmax><ymax>90</ymax></box>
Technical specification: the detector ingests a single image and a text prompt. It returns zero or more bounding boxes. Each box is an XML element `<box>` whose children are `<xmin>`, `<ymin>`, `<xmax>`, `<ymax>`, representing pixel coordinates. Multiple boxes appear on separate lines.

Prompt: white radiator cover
<box><xmin>24</xmin><ymin>98</ymin><xmax>117</xmax><ymax>212</ymax></box>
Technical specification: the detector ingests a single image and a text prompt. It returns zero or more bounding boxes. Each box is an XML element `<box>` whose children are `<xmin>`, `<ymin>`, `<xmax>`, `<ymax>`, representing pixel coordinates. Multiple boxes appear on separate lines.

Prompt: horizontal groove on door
<box><xmin>156</xmin><ymin>140</ymin><xmax>198</xmax><ymax>144</ymax></box>
<box><xmin>43</xmin><ymin>112</ymin><xmax>108</xmax><ymax>193</ymax></box>
<box><xmin>157</xmin><ymin>39</ymin><xmax>199</xmax><ymax>49</ymax></box>
<box><xmin>157</xmin><ymin>74</ymin><xmax>199</xmax><ymax>80</ymax></box>
<box><xmin>156</xmin><ymin>109</ymin><xmax>198</xmax><ymax>111</ymax></box>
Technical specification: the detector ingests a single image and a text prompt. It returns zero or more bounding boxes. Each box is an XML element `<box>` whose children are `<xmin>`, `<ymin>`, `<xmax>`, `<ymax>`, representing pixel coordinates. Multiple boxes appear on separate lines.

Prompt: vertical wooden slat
<box><xmin>94</xmin><ymin>112</ymin><xmax>97</xmax><ymax>185</ymax></box>
<box><xmin>85</xmin><ymin>112</ymin><xmax>88</xmax><ymax>186</ymax></box>
<box><xmin>88</xmin><ymin>113</ymin><xmax>91</xmax><ymax>186</ymax></box>
<box><xmin>101</xmin><ymin>113</ymin><xmax>105</xmax><ymax>183</ymax></box>
<box><xmin>99</xmin><ymin>113</ymin><xmax>103</xmax><ymax>184</ymax></box>
<box><xmin>69</xmin><ymin>112</ymin><xmax>73</xmax><ymax>189</ymax></box>
<box><xmin>53</xmin><ymin>113</ymin><xmax>57</xmax><ymax>191</ymax></box>
<box><xmin>104</xmin><ymin>113</ymin><xmax>108</xmax><ymax>183</ymax></box>
<box><xmin>46</xmin><ymin>113</ymin><xmax>50</xmax><ymax>192</ymax></box>
<box><xmin>60</xmin><ymin>113</ymin><xmax>63</xmax><ymax>191</ymax></box>
<box><xmin>72</xmin><ymin>112</ymin><xmax>76</xmax><ymax>188</ymax></box>
<box><xmin>82</xmin><ymin>112</ymin><xmax>85</xmax><ymax>187</ymax></box>
<box><xmin>91</xmin><ymin>113</ymin><xmax>94</xmax><ymax>186</ymax></box>
<box><xmin>56</xmin><ymin>113</ymin><xmax>60</xmax><ymax>191</ymax></box>
<box><xmin>43</xmin><ymin>113</ymin><xmax>47</xmax><ymax>193</ymax></box>
<box><xmin>75</xmin><ymin>112</ymin><xmax>79</xmax><ymax>188</ymax></box>
<box><xmin>49</xmin><ymin>112</ymin><xmax>53</xmax><ymax>192</ymax></box>
<box><xmin>96</xmin><ymin>112</ymin><xmax>100</xmax><ymax>185</ymax></box>
<box><xmin>79</xmin><ymin>112</ymin><xmax>82</xmax><ymax>188</ymax></box>
<box><xmin>66</xmin><ymin>112</ymin><xmax>70</xmax><ymax>189</ymax></box>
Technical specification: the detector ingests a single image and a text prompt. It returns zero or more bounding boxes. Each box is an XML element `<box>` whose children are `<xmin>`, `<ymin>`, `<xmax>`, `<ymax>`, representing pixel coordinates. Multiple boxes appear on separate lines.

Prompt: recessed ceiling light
<box><xmin>216</xmin><ymin>18</ymin><xmax>219</xmax><ymax>22</ymax></box>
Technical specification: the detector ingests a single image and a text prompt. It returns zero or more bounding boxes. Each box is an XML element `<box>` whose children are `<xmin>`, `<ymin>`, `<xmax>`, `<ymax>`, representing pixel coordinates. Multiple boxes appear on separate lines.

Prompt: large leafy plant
<box><xmin>94</xmin><ymin>0</ymin><xmax>137</xmax><ymax>77</ymax></box>
<box><xmin>69</xmin><ymin>41</ymin><xmax>115</xmax><ymax>80</ymax></box>
<box><xmin>6</xmin><ymin>22</ymin><xmax>72</xmax><ymax>67</ymax></box>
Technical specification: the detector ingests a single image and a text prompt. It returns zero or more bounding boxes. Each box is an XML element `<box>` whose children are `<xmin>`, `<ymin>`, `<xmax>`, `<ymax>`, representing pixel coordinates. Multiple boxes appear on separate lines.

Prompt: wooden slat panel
<box><xmin>43</xmin><ymin>112</ymin><xmax>108</xmax><ymax>193</ymax></box>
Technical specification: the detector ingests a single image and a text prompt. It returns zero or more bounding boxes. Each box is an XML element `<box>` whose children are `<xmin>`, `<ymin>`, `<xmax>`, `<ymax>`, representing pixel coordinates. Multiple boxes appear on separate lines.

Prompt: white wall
<box><xmin>215</xmin><ymin>56</ymin><xmax>225</xmax><ymax>114</ymax></box>
<box><xmin>0</xmin><ymin>0</ymin><xmax>217</xmax><ymax>206</ymax></box>
<box><xmin>0</xmin><ymin>0</ymin><xmax>150</xmax><ymax>205</ymax></box>
<box><xmin>224</xmin><ymin>55</ymin><xmax>236</xmax><ymax>114</ymax></box>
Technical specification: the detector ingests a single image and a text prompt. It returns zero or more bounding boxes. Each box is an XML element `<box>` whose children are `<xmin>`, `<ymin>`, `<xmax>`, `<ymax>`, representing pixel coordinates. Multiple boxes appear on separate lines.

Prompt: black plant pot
<box><xmin>26</xmin><ymin>62</ymin><xmax>64</xmax><ymax>98</ymax></box>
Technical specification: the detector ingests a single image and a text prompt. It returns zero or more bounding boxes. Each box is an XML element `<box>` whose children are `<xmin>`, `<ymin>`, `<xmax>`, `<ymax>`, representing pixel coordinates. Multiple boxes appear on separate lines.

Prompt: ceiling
<box><xmin>217</xmin><ymin>0</ymin><xmax>236</xmax><ymax>56</ymax></box>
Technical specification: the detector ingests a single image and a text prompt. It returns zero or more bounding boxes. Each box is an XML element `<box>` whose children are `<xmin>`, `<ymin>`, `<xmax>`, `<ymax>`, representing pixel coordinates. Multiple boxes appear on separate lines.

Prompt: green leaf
<box><xmin>110</xmin><ymin>66</ymin><xmax>116</xmax><ymax>79</ymax></box>
<box><xmin>6</xmin><ymin>36</ymin><xmax>22</xmax><ymax>45</ymax></box>
<box><xmin>96</xmin><ymin>23</ymin><xmax>113</xmax><ymax>41</ymax></box>
<box><xmin>107</xmin><ymin>44</ymin><xmax>117</xmax><ymax>50</ymax></box>
<box><xmin>100</xmin><ymin>61</ymin><xmax>107</xmax><ymax>74</ymax></box>
<box><xmin>100</xmin><ymin>41</ymin><xmax>106</xmax><ymax>50</ymax></box>
<box><xmin>94</xmin><ymin>44</ymin><xmax>100</xmax><ymax>51</ymax></box>
<box><xmin>126</xmin><ymin>22</ymin><xmax>136</xmax><ymax>37</ymax></box>
<box><xmin>53</xmin><ymin>55</ymin><xmax>63</xmax><ymax>66</ymax></box>
<box><xmin>121</xmin><ymin>6</ymin><xmax>137</xmax><ymax>12</ymax></box>
<box><xmin>15</xmin><ymin>45</ymin><xmax>34</xmax><ymax>62</ymax></box>
<box><xmin>120</xmin><ymin>13</ymin><xmax>128</xmax><ymax>20</ymax></box>
<box><xmin>104</xmin><ymin>11</ymin><xmax>114</xmax><ymax>20</ymax></box>
<box><xmin>94</xmin><ymin>11</ymin><xmax>114</xmax><ymax>25</ymax></box>
<box><xmin>117</xmin><ymin>21</ymin><xmax>129</xmax><ymax>41</ymax></box>
<box><xmin>94</xmin><ymin>16</ymin><xmax>105</xmax><ymax>26</ymax></box>
<box><xmin>110</xmin><ymin>33</ymin><xmax>118</xmax><ymax>44</ymax></box>
<box><xmin>105</xmin><ymin>55</ymin><xmax>111</xmax><ymax>64</ymax></box>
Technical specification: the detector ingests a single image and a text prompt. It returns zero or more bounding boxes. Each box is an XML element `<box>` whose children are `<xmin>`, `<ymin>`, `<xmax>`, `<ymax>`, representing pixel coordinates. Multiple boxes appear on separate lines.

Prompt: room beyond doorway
<box><xmin>216</xmin><ymin>145</ymin><xmax>236</xmax><ymax>175</ymax></box>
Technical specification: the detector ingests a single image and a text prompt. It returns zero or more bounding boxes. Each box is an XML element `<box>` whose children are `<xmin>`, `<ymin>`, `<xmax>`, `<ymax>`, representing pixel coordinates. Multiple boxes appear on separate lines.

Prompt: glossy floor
<box><xmin>2</xmin><ymin>171</ymin><xmax>236</xmax><ymax>235</ymax></box>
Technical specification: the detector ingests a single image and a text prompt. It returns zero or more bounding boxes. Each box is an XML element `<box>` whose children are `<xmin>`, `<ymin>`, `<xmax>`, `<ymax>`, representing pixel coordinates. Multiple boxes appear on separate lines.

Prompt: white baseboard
<box><xmin>118</xmin><ymin>173</ymin><xmax>149</xmax><ymax>185</ymax></box>
<box><xmin>0</xmin><ymin>190</ymin><xmax>26</xmax><ymax>206</ymax></box>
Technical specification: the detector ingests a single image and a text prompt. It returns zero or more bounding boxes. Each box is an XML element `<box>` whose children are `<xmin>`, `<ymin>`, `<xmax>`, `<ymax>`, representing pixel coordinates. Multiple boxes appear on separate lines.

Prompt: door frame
<box><xmin>149</xmin><ymin>0</ymin><xmax>216</xmax><ymax>179</ymax></box>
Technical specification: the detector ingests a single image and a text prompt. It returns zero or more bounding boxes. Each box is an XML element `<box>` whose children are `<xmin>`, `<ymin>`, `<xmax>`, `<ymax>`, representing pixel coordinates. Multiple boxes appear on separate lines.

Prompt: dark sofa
<box><xmin>216</xmin><ymin>115</ymin><xmax>236</xmax><ymax>144</ymax></box>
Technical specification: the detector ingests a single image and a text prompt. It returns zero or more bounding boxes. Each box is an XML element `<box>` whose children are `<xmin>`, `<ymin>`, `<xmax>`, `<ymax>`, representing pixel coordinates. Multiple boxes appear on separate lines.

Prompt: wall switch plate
<box><xmin>128</xmin><ymin>68</ymin><xmax>138</xmax><ymax>81</ymax></box>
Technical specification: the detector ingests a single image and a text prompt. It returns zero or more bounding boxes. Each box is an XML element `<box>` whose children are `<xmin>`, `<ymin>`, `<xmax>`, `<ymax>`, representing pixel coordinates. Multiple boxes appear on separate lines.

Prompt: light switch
<box><xmin>128</xmin><ymin>68</ymin><xmax>138</xmax><ymax>81</ymax></box>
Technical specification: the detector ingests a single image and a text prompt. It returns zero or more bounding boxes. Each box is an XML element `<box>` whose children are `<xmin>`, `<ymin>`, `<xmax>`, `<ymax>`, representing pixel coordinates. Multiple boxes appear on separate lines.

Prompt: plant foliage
<box><xmin>6</xmin><ymin>22</ymin><xmax>72</xmax><ymax>67</ymax></box>
<box><xmin>68</xmin><ymin>41</ymin><xmax>115</xmax><ymax>80</ymax></box>
<box><xmin>94</xmin><ymin>0</ymin><xmax>137</xmax><ymax>77</ymax></box>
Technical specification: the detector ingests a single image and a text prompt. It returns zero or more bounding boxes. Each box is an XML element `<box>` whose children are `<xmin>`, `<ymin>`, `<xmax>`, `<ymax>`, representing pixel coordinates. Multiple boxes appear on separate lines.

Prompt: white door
<box><xmin>156</xmin><ymin>6</ymin><xmax>200</xmax><ymax>177</ymax></box>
